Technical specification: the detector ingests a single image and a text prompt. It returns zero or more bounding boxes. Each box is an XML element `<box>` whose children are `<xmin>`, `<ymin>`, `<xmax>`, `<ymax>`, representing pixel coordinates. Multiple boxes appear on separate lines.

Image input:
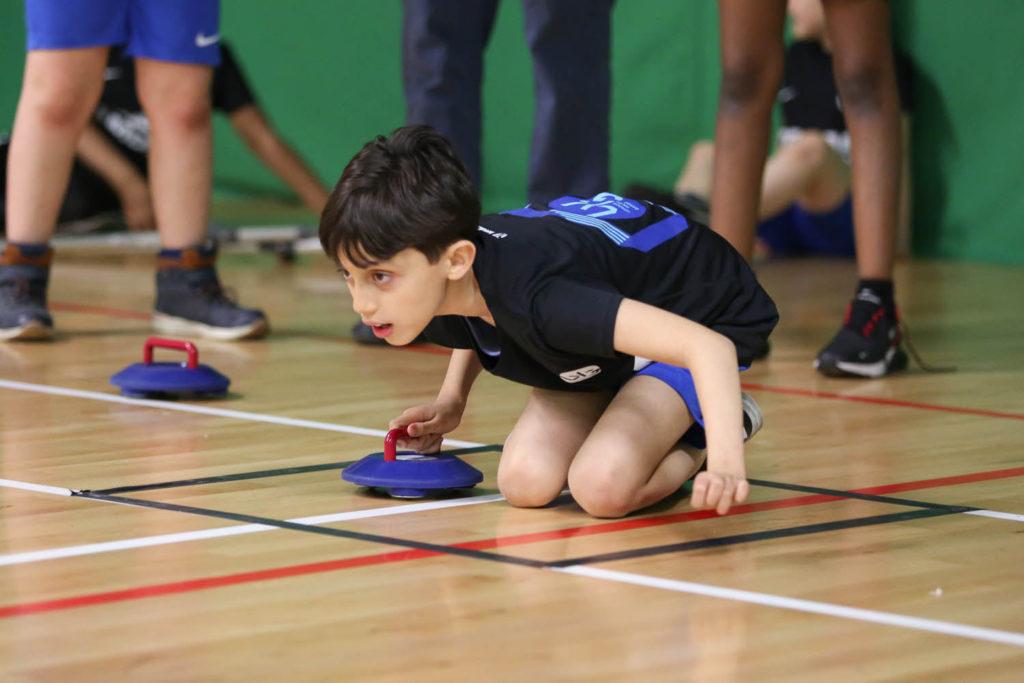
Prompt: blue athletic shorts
<box><xmin>25</xmin><ymin>0</ymin><xmax>221</xmax><ymax>66</ymax></box>
<box><xmin>756</xmin><ymin>194</ymin><xmax>855</xmax><ymax>257</ymax></box>
<box><xmin>635</xmin><ymin>361</ymin><xmax>745</xmax><ymax>450</ymax></box>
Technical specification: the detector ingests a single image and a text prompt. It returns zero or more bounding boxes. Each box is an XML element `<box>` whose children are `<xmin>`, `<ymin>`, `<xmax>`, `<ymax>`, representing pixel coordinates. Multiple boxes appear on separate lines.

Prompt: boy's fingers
<box><xmin>716</xmin><ymin>481</ymin><xmax>735</xmax><ymax>515</ymax></box>
<box><xmin>690</xmin><ymin>474</ymin><xmax>708</xmax><ymax>508</ymax></box>
<box><xmin>735</xmin><ymin>479</ymin><xmax>750</xmax><ymax>503</ymax></box>
<box><xmin>705</xmin><ymin>477</ymin><xmax>724</xmax><ymax>509</ymax></box>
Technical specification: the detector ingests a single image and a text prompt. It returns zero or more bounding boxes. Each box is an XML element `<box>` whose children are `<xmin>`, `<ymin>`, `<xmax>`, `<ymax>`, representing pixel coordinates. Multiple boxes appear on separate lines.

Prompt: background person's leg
<box><xmin>134</xmin><ymin>58</ymin><xmax>212</xmax><ymax>249</ymax></box>
<box><xmin>815</xmin><ymin>0</ymin><xmax>905</xmax><ymax>378</ymax></box>
<box><xmin>522</xmin><ymin>0</ymin><xmax>612</xmax><ymax>206</ymax></box>
<box><xmin>402</xmin><ymin>0</ymin><xmax>499</xmax><ymax>187</ymax></box>
<box><xmin>823</xmin><ymin>0</ymin><xmax>901</xmax><ymax>281</ymax></box>
<box><xmin>4</xmin><ymin>49</ymin><xmax>108</xmax><ymax>245</ymax></box>
<box><xmin>710</xmin><ymin>0</ymin><xmax>787</xmax><ymax>260</ymax></box>
<box><xmin>760</xmin><ymin>132</ymin><xmax>849</xmax><ymax>218</ymax></box>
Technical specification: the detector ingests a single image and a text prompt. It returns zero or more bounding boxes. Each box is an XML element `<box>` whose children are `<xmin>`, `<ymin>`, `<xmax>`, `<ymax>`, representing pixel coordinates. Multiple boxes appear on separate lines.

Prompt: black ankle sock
<box><xmin>10</xmin><ymin>242</ymin><xmax>50</xmax><ymax>257</ymax></box>
<box><xmin>855</xmin><ymin>279</ymin><xmax>895</xmax><ymax>311</ymax></box>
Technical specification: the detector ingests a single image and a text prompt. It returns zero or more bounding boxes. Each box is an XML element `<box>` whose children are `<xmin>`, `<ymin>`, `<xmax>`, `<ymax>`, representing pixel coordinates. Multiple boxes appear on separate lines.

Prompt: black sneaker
<box><xmin>814</xmin><ymin>290</ymin><xmax>907</xmax><ymax>378</ymax></box>
<box><xmin>0</xmin><ymin>245</ymin><xmax>53</xmax><ymax>341</ymax></box>
<box><xmin>153</xmin><ymin>244</ymin><xmax>268</xmax><ymax>341</ymax></box>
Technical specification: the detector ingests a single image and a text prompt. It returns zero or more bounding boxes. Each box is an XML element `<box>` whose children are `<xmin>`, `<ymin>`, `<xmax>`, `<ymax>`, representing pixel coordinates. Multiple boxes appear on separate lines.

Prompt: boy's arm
<box><xmin>228</xmin><ymin>105</ymin><xmax>330</xmax><ymax>215</ymax></box>
<box><xmin>391</xmin><ymin>348</ymin><xmax>483</xmax><ymax>449</ymax></box>
<box><xmin>612</xmin><ymin>298</ymin><xmax>747</xmax><ymax>513</ymax></box>
<box><xmin>437</xmin><ymin>348</ymin><xmax>484</xmax><ymax>408</ymax></box>
<box><xmin>75</xmin><ymin>124</ymin><xmax>154</xmax><ymax>230</ymax></box>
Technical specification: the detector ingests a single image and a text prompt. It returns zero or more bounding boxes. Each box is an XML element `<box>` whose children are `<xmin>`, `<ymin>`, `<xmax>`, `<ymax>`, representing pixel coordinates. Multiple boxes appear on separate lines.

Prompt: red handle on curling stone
<box><xmin>383</xmin><ymin>427</ymin><xmax>410</xmax><ymax>462</ymax></box>
<box><xmin>143</xmin><ymin>337</ymin><xmax>199</xmax><ymax>369</ymax></box>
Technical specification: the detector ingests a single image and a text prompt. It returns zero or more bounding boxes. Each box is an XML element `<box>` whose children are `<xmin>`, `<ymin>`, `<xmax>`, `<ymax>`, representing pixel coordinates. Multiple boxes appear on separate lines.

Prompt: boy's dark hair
<box><xmin>319</xmin><ymin>125</ymin><xmax>481</xmax><ymax>267</ymax></box>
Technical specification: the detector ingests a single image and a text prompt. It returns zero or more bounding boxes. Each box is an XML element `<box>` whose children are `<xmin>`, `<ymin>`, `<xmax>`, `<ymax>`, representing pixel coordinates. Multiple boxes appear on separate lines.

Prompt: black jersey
<box><xmin>423</xmin><ymin>194</ymin><xmax>779</xmax><ymax>392</ymax></box>
<box><xmin>778</xmin><ymin>41</ymin><xmax>912</xmax><ymax>161</ymax></box>
<box><xmin>92</xmin><ymin>42</ymin><xmax>256</xmax><ymax>172</ymax></box>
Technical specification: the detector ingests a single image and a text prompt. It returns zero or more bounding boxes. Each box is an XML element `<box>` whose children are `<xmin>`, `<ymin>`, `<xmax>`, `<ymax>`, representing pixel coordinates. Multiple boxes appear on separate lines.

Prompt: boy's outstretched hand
<box><xmin>690</xmin><ymin>468</ymin><xmax>750</xmax><ymax>516</ymax></box>
<box><xmin>389</xmin><ymin>398</ymin><xmax>465</xmax><ymax>454</ymax></box>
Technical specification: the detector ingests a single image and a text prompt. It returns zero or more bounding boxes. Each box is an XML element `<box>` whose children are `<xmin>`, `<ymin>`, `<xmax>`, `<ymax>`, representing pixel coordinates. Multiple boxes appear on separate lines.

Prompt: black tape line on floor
<box><xmin>74</xmin><ymin>490</ymin><xmax>547</xmax><ymax>569</ymax></box>
<box><xmin>748</xmin><ymin>479</ymin><xmax>978</xmax><ymax>514</ymax></box>
<box><xmin>548</xmin><ymin>508</ymin><xmax>958</xmax><ymax>568</ymax></box>
<box><xmin>87</xmin><ymin>444</ymin><xmax>505</xmax><ymax>495</ymax></box>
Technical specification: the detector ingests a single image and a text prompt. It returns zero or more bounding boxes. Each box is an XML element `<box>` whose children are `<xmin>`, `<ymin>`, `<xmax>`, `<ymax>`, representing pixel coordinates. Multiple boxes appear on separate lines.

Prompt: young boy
<box><xmin>320</xmin><ymin>126</ymin><xmax>779</xmax><ymax>518</ymax></box>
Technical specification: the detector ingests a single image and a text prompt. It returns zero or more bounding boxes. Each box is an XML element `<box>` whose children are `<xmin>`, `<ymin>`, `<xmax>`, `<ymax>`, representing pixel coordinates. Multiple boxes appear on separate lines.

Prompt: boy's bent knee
<box><xmin>497</xmin><ymin>460</ymin><xmax>564</xmax><ymax>509</ymax></box>
<box><xmin>568</xmin><ymin>470</ymin><xmax>636</xmax><ymax>519</ymax></box>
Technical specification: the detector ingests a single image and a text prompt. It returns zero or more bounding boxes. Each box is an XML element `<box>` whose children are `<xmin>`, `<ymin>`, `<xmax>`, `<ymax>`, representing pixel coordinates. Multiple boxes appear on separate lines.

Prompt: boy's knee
<box><xmin>568</xmin><ymin>468</ymin><xmax>635</xmax><ymax>519</ymax></box>
<box><xmin>497</xmin><ymin>459</ymin><xmax>564</xmax><ymax>509</ymax></box>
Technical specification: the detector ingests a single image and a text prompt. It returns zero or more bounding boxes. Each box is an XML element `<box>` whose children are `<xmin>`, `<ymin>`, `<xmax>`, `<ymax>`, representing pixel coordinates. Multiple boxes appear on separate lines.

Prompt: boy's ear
<box><xmin>445</xmin><ymin>239</ymin><xmax>477</xmax><ymax>280</ymax></box>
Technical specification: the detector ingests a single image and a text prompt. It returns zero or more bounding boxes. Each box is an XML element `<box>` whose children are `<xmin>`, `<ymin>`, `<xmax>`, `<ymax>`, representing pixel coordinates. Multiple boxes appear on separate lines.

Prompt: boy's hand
<box><xmin>389</xmin><ymin>398</ymin><xmax>465</xmax><ymax>453</ymax></box>
<box><xmin>690</xmin><ymin>463</ymin><xmax>749</xmax><ymax>516</ymax></box>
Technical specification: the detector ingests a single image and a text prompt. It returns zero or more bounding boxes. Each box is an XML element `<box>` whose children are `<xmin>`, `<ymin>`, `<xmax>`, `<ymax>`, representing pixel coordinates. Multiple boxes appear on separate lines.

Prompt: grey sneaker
<box><xmin>0</xmin><ymin>245</ymin><xmax>53</xmax><ymax>341</ymax></box>
<box><xmin>152</xmin><ymin>243</ymin><xmax>268</xmax><ymax>341</ymax></box>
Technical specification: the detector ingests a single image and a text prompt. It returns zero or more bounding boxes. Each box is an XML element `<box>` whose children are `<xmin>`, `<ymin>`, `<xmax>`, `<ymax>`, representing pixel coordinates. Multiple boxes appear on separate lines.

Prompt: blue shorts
<box><xmin>635</xmin><ymin>362</ymin><xmax>742</xmax><ymax>450</ymax></box>
<box><xmin>25</xmin><ymin>0</ymin><xmax>221</xmax><ymax>66</ymax></box>
<box><xmin>757</xmin><ymin>195</ymin><xmax>855</xmax><ymax>257</ymax></box>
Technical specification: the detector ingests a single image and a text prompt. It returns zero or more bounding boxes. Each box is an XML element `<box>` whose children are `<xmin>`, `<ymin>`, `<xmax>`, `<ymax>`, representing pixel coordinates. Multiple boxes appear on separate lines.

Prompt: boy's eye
<box><xmin>372</xmin><ymin>271</ymin><xmax>391</xmax><ymax>284</ymax></box>
<box><xmin>339</xmin><ymin>269</ymin><xmax>352</xmax><ymax>280</ymax></box>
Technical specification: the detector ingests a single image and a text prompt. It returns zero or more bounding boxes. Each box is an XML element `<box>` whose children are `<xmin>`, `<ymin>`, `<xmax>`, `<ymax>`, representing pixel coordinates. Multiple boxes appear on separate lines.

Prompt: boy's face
<box><xmin>337</xmin><ymin>246</ymin><xmax>454</xmax><ymax>345</ymax></box>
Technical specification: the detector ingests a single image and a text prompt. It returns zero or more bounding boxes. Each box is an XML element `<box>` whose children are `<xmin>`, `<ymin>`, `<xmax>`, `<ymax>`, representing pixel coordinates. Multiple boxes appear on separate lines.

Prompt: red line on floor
<box><xmin>740</xmin><ymin>382</ymin><xmax>1024</xmax><ymax>421</ymax></box>
<box><xmin>50</xmin><ymin>302</ymin><xmax>150</xmax><ymax>320</ymax></box>
<box><xmin>3</xmin><ymin>465</ymin><xmax>1022</xmax><ymax>619</ymax></box>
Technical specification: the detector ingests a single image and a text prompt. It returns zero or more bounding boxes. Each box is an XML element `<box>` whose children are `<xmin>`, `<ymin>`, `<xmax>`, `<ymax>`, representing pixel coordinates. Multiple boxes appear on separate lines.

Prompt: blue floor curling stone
<box><xmin>342</xmin><ymin>427</ymin><xmax>484</xmax><ymax>498</ymax></box>
<box><xmin>111</xmin><ymin>337</ymin><xmax>230</xmax><ymax>398</ymax></box>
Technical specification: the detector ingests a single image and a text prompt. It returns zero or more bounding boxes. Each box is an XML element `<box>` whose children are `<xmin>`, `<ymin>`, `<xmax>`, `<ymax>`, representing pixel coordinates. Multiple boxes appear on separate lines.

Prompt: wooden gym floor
<box><xmin>1</xmin><ymin>245</ymin><xmax>1022</xmax><ymax>681</ymax></box>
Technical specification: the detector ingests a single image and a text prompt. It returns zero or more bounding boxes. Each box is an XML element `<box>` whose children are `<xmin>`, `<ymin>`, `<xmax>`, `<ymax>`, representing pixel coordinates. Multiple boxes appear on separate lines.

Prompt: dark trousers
<box><xmin>402</xmin><ymin>0</ymin><xmax>612</xmax><ymax>206</ymax></box>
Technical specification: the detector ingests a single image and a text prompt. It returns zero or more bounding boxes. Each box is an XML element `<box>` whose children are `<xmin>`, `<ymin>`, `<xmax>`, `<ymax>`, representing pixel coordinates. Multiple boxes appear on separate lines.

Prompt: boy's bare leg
<box><xmin>5</xmin><ymin>48</ymin><xmax>108</xmax><ymax>243</ymax></box>
<box><xmin>673</xmin><ymin>140</ymin><xmax>714</xmax><ymax>199</ymax></box>
<box><xmin>498</xmin><ymin>387</ymin><xmax>611</xmax><ymax>508</ymax></box>
<box><xmin>822</xmin><ymin>0</ymin><xmax>901</xmax><ymax>279</ymax></box>
<box><xmin>568</xmin><ymin>375</ymin><xmax>701</xmax><ymax>519</ymax></box>
<box><xmin>760</xmin><ymin>133</ymin><xmax>850</xmax><ymax>218</ymax></box>
<box><xmin>134</xmin><ymin>58</ymin><xmax>213</xmax><ymax>249</ymax></box>
<box><xmin>710</xmin><ymin>0</ymin><xmax>787</xmax><ymax>261</ymax></box>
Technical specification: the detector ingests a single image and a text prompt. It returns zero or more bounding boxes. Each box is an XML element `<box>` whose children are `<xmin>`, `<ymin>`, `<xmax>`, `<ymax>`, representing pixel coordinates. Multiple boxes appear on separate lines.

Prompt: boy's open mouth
<box><xmin>369</xmin><ymin>323</ymin><xmax>393</xmax><ymax>338</ymax></box>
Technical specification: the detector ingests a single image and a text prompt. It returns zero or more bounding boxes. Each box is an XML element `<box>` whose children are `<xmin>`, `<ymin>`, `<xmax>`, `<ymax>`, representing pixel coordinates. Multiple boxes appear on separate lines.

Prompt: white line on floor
<box><xmin>0</xmin><ymin>492</ymin><xmax>506</xmax><ymax>567</ymax></box>
<box><xmin>555</xmin><ymin>565</ymin><xmax>1024</xmax><ymax>648</ymax></box>
<box><xmin>0</xmin><ymin>378</ymin><xmax>483</xmax><ymax>448</ymax></box>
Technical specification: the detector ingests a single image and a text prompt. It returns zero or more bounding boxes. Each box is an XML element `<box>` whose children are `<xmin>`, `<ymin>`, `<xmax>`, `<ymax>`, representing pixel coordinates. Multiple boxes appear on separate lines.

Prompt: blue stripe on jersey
<box><xmin>620</xmin><ymin>213</ymin><xmax>690</xmax><ymax>252</ymax></box>
<box><xmin>549</xmin><ymin>210</ymin><xmax>631</xmax><ymax>244</ymax></box>
<box><xmin>502</xmin><ymin>197</ymin><xmax>687</xmax><ymax>251</ymax></box>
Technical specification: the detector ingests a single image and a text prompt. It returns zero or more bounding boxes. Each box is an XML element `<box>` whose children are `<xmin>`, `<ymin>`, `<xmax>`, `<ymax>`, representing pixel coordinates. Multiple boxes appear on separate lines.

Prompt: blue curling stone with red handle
<box><xmin>111</xmin><ymin>337</ymin><xmax>230</xmax><ymax>398</ymax></box>
<box><xmin>342</xmin><ymin>427</ymin><xmax>484</xmax><ymax>498</ymax></box>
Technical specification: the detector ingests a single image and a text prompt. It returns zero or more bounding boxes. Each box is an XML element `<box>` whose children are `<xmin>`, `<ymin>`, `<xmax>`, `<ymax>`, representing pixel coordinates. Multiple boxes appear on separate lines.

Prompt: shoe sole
<box><xmin>814</xmin><ymin>347</ymin><xmax>908</xmax><ymax>379</ymax></box>
<box><xmin>0</xmin><ymin>320</ymin><xmax>53</xmax><ymax>341</ymax></box>
<box><xmin>152</xmin><ymin>313</ymin><xmax>269</xmax><ymax>341</ymax></box>
<box><xmin>741</xmin><ymin>392</ymin><xmax>763</xmax><ymax>441</ymax></box>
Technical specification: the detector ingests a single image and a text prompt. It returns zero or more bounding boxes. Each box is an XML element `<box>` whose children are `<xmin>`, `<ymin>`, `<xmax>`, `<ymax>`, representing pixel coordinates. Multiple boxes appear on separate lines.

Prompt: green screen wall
<box><xmin>2</xmin><ymin>1</ymin><xmax>1022</xmax><ymax>264</ymax></box>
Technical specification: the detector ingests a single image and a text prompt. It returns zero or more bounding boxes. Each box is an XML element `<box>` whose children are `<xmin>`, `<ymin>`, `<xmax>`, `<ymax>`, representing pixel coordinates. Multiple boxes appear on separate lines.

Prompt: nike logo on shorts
<box><xmin>195</xmin><ymin>32</ymin><xmax>220</xmax><ymax>48</ymax></box>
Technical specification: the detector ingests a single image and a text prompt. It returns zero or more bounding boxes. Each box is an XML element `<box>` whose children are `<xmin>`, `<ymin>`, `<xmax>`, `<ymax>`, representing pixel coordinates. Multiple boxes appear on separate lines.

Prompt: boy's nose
<box><xmin>352</xmin><ymin>288</ymin><xmax>377</xmax><ymax>318</ymax></box>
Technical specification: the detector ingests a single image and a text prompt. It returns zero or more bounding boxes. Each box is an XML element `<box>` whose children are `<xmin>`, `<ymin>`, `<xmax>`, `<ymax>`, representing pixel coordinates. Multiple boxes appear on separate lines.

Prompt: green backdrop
<box><xmin>1</xmin><ymin>1</ymin><xmax>1022</xmax><ymax>264</ymax></box>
